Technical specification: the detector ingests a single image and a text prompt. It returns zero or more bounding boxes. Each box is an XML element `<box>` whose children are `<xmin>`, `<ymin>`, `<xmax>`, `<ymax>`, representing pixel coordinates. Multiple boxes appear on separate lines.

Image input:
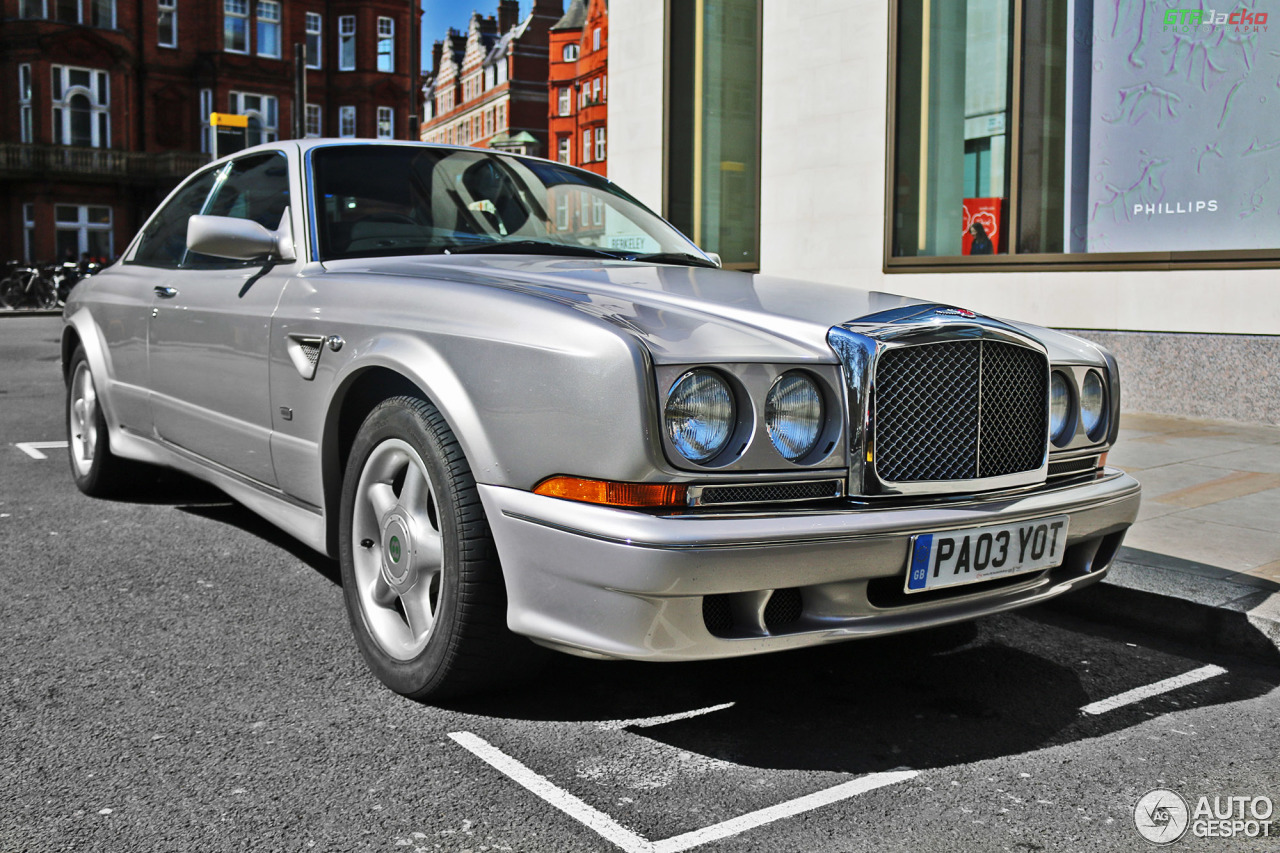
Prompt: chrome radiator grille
<box><xmin>873</xmin><ymin>340</ymin><xmax>1047</xmax><ymax>482</ymax></box>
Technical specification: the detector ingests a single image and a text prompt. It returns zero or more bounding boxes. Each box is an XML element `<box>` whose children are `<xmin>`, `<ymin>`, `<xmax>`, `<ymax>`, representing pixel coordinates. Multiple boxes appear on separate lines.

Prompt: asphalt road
<box><xmin>2</xmin><ymin>315</ymin><xmax>1278</xmax><ymax>853</ymax></box>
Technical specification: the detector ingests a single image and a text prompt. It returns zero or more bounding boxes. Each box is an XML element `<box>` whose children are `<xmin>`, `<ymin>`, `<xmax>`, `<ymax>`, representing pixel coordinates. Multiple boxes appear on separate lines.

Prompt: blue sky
<box><xmin>421</xmin><ymin>1</ymin><xmax>522</xmax><ymax>69</ymax></box>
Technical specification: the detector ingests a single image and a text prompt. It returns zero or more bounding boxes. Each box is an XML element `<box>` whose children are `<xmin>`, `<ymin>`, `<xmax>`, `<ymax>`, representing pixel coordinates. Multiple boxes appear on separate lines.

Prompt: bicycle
<box><xmin>0</xmin><ymin>262</ymin><xmax>59</xmax><ymax>310</ymax></box>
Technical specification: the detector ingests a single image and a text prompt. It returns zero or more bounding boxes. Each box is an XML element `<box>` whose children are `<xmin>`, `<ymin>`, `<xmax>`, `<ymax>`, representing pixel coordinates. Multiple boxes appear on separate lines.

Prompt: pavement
<box><xmin>1052</xmin><ymin>411</ymin><xmax>1280</xmax><ymax>662</ymax></box>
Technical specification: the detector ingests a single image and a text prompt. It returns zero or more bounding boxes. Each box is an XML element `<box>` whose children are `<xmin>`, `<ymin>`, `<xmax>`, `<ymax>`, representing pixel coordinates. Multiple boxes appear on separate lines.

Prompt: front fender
<box><xmin>62</xmin><ymin>309</ymin><xmax>118</xmax><ymax>430</ymax></box>
<box><xmin>322</xmin><ymin>332</ymin><xmax>503</xmax><ymax>483</ymax></box>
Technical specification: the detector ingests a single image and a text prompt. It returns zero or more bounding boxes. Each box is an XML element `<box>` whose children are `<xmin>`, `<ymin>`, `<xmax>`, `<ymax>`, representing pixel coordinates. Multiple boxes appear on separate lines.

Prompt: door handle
<box><xmin>154</xmin><ymin>286</ymin><xmax>178</xmax><ymax>298</ymax></box>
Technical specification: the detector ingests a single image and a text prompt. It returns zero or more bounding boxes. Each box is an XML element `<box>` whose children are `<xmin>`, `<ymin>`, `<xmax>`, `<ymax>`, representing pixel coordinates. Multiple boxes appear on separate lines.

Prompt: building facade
<box><xmin>420</xmin><ymin>0</ymin><xmax>563</xmax><ymax>157</ymax></box>
<box><xmin>547</xmin><ymin>0</ymin><xmax>608</xmax><ymax>174</ymax></box>
<box><xmin>1</xmin><ymin>0</ymin><xmax>419</xmax><ymax>264</ymax></box>
<box><xmin>609</xmin><ymin>0</ymin><xmax>1280</xmax><ymax>424</ymax></box>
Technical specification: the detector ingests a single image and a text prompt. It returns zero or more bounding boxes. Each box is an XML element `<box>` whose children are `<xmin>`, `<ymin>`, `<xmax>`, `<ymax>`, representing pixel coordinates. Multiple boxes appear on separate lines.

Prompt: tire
<box><xmin>338</xmin><ymin>396</ymin><xmax>544</xmax><ymax>700</ymax></box>
<box><xmin>0</xmin><ymin>275</ymin><xmax>19</xmax><ymax>309</ymax></box>
<box><xmin>36</xmin><ymin>274</ymin><xmax>59</xmax><ymax>310</ymax></box>
<box><xmin>66</xmin><ymin>345</ymin><xmax>147</xmax><ymax>496</ymax></box>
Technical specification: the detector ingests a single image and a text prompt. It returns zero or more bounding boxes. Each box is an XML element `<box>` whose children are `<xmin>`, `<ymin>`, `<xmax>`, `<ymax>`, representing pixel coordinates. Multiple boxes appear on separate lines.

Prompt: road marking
<box><xmin>449</xmin><ymin>731</ymin><xmax>917</xmax><ymax>853</ymax></box>
<box><xmin>597</xmin><ymin>702</ymin><xmax>736</xmax><ymax>731</ymax></box>
<box><xmin>1080</xmin><ymin>664</ymin><xmax>1228</xmax><ymax>716</ymax></box>
<box><xmin>649</xmin><ymin>772</ymin><xmax>919</xmax><ymax>853</ymax></box>
<box><xmin>15</xmin><ymin>441</ymin><xmax>68</xmax><ymax>460</ymax></box>
<box><xmin>450</xmin><ymin>731</ymin><xmax>650</xmax><ymax>853</ymax></box>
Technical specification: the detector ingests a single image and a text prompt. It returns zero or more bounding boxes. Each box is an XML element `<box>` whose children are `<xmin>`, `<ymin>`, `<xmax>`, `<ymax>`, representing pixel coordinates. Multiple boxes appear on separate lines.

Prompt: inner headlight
<box><xmin>766</xmin><ymin>372</ymin><xmax>823</xmax><ymax>461</ymax></box>
<box><xmin>1081</xmin><ymin>369</ymin><xmax>1107</xmax><ymax>441</ymax></box>
<box><xmin>1049</xmin><ymin>371</ymin><xmax>1073</xmax><ymax>444</ymax></box>
<box><xmin>665</xmin><ymin>369</ymin><xmax>735</xmax><ymax>463</ymax></box>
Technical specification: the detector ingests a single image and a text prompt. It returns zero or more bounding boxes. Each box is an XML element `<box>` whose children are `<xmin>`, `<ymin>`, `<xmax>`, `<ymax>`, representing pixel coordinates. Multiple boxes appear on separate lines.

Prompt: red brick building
<box><xmin>1</xmin><ymin>0</ymin><xmax>420</xmax><ymax>264</ymax></box>
<box><xmin>420</xmin><ymin>0</ymin><xmax>563</xmax><ymax>157</ymax></box>
<box><xmin>547</xmin><ymin>0</ymin><xmax>606</xmax><ymax>174</ymax></box>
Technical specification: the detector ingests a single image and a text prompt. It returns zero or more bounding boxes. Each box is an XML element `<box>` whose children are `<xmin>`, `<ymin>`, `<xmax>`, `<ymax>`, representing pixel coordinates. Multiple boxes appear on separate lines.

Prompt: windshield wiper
<box><xmin>440</xmin><ymin>240</ymin><xmax>624</xmax><ymax>260</ymax></box>
<box><xmin>630</xmin><ymin>252</ymin><xmax>720</xmax><ymax>269</ymax></box>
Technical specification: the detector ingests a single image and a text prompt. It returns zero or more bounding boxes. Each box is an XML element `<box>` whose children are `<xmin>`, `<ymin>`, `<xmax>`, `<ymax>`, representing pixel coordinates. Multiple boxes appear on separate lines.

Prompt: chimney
<box><xmin>532</xmin><ymin>0</ymin><xmax>565</xmax><ymax>19</ymax></box>
<box><xmin>431</xmin><ymin>39</ymin><xmax>443</xmax><ymax>74</ymax></box>
<box><xmin>498</xmin><ymin>0</ymin><xmax>519</xmax><ymax>32</ymax></box>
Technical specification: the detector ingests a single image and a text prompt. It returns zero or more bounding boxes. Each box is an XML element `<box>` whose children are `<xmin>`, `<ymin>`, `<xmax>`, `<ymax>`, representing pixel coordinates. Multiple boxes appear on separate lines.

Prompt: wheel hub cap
<box><xmin>381</xmin><ymin>511</ymin><xmax>415</xmax><ymax>591</ymax></box>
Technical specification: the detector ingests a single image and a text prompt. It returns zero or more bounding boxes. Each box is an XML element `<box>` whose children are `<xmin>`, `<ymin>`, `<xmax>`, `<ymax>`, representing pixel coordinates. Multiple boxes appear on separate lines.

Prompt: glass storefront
<box><xmin>891</xmin><ymin>0</ymin><xmax>1279</xmax><ymax>263</ymax></box>
<box><xmin>667</xmin><ymin>0</ymin><xmax>761</xmax><ymax>269</ymax></box>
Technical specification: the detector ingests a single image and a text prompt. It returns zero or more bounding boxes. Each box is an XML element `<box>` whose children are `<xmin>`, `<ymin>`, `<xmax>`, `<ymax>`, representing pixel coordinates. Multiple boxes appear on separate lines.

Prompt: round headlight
<box><xmin>1081</xmin><ymin>370</ymin><xmax>1107</xmax><ymax>440</ymax></box>
<box><xmin>766</xmin><ymin>372</ymin><xmax>824</xmax><ymax>461</ymax></box>
<box><xmin>1049</xmin><ymin>371</ymin><xmax>1073</xmax><ymax>444</ymax></box>
<box><xmin>665</xmin><ymin>369</ymin><xmax>735</xmax><ymax>463</ymax></box>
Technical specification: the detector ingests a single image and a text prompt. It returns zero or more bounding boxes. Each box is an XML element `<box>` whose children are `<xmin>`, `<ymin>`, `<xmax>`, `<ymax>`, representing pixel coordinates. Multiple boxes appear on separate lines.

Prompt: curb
<box><xmin>1047</xmin><ymin>547</ymin><xmax>1280</xmax><ymax>663</ymax></box>
<box><xmin>0</xmin><ymin>309</ymin><xmax>63</xmax><ymax>318</ymax></box>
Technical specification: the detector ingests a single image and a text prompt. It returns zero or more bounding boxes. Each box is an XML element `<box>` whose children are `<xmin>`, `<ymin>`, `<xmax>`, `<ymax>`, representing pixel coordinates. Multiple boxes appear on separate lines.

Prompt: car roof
<box><xmin>210</xmin><ymin>138</ymin><xmax>582</xmax><ymax>175</ymax></box>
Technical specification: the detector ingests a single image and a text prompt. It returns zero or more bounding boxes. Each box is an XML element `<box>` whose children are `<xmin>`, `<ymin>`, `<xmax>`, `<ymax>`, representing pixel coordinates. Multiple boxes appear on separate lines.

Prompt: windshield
<box><xmin>309</xmin><ymin>144</ymin><xmax>710</xmax><ymax>264</ymax></box>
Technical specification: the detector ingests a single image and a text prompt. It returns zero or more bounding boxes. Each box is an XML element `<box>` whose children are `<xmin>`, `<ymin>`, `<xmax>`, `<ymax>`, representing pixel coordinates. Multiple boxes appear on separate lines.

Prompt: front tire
<box><xmin>338</xmin><ymin>396</ymin><xmax>542</xmax><ymax>700</ymax></box>
<box><xmin>66</xmin><ymin>346</ymin><xmax>146</xmax><ymax>496</ymax></box>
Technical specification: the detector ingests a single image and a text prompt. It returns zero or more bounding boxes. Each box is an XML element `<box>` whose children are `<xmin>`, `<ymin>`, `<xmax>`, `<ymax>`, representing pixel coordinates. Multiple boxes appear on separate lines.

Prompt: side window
<box><xmin>184</xmin><ymin>150</ymin><xmax>291</xmax><ymax>269</ymax></box>
<box><xmin>131</xmin><ymin>170</ymin><xmax>218</xmax><ymax>267</ymax></box>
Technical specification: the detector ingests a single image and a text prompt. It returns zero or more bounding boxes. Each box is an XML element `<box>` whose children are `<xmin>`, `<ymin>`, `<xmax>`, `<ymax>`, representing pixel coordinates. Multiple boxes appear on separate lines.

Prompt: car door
<box><xmin>148</xmin><ymin>150</ymin><xmax>294</xmax><ymax>486</ymax></box>
<box><xmin>98</xmin><ymin>168</ymin><xmax>221</xmax><ymax>437</ymax></box>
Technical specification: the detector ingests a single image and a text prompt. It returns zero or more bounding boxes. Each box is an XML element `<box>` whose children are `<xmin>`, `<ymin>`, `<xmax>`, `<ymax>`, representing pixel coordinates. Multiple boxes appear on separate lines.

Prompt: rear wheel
<box><xmin>35</xmin><ymin>273</ymin><xmax>58</xmax><ymax>309</ymax></box>
<box><xmin>338</xmin><ymin>396</ymin><xmax>543</xmax><ymax>700</ymax></box>
<box><xmin>66</xmin><ymin>346</ymin><xmax>147</xmax><ymax>496</ymax></box>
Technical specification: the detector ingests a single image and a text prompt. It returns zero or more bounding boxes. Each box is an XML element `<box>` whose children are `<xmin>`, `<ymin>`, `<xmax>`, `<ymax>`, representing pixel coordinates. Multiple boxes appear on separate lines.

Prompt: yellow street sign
<box><xmin>210</xmin><ymin>112</ymin><xmax>249</xmax><ymax>128</ymax></box>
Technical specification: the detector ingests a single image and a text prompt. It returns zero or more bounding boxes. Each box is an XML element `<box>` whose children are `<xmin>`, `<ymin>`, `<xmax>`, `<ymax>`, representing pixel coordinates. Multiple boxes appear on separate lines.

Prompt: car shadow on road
<box><xmin>448</xmin><ymin>615</ymin><xmax>1280</xmax><ymax>775</ymax></box>
<box><xmin>115</xmin><ymin>469</ymin><xmax>342</xmax><ymax>584</ymax></box>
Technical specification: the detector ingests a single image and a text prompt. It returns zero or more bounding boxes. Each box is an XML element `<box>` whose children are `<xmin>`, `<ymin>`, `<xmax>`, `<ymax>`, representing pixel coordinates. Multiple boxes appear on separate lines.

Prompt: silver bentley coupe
<box><xmin>63</xmin><ymin>140</ymin><xmax>1142</xmax><ymax>699</ymax></box>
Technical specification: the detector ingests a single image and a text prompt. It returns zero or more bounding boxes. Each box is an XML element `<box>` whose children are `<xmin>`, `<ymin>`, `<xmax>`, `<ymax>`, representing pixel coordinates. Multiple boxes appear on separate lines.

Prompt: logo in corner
<box><xmin>1135</xmin><ymin>789</ymin><xmax>1190</xmax><ymax>845</ymax></box>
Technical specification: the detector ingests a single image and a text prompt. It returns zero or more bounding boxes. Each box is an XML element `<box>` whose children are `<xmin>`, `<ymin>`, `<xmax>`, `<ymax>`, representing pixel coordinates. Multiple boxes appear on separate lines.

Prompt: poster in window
<box><xmin>1085</xmin><ymin>2</ymin><xmax>1277</xmax><ymax>252</ymax></box>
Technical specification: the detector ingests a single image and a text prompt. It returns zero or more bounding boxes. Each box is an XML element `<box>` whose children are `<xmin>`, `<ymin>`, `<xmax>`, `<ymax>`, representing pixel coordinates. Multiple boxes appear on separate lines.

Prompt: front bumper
<box><xmin>478</xmin><ymin>470</ymin><xmax>1141</xmax><ymax>661</ymax></box>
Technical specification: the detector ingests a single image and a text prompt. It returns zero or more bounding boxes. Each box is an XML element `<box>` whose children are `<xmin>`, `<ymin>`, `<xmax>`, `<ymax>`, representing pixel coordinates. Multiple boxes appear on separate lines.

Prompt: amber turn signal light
<box><xmin>533</xmin><ymin>476</ymin><xmax>688</xmax><ymax>508</ymax></box>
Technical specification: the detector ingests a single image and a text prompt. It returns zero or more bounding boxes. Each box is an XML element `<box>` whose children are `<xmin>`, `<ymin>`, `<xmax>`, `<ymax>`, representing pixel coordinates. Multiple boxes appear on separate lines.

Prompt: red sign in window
<box><xmin>962</xmin><ymin>198</ymin><xmax>1003</xmax><ymax>255</ymax></box>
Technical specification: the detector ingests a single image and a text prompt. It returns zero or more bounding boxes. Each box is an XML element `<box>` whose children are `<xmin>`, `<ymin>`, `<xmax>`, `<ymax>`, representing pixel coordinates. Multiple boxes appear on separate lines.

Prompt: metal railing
<box><xmin>0</xmin><ymin>143</ymin><xmax>209</xmax><ymax>181</ymax></box>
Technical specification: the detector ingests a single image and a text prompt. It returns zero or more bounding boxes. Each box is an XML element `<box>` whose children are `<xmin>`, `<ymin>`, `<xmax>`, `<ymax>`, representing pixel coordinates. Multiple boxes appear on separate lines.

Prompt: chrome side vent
<box><xmin>286</xmin><ymin>335</ymin><xmax>325</xmax><ymax>380</ymax></box>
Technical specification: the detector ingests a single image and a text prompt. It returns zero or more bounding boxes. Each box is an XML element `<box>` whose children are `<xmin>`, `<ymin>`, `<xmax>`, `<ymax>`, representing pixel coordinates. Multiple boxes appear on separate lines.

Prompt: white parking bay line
<box><xmin>449</xmin><ymin>731</ymin><xmax>651</xmax><ymax>853</ymax></box>
<box><xmin>649</xmin><ymin>771</ymin><xmax>919</xmax><ymax>853</ymax></box>
<box><xmin>448</xmin><ymin>731</ymin><xmax>918</xmax><ymax>853</ymax></box>
<box><xmin>1080</xmin><ymin>664</ymin><xmax>1228</xmax><ymax>716</ymax></box>
<box><xmin>597</xmin><ymin>702</ymin><xmax>736</xmax><ymax>731</ymax></box>
<box><xmin>15</xmin><ymin>441</ymin><xmax>68</xmax><ymax>460</ymax></box>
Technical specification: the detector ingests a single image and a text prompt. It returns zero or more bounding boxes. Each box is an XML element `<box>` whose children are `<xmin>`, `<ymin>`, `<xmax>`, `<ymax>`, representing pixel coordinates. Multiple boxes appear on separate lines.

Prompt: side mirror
<box><xmin>187</xmin><ymin>213</ymin><xmax>295</xmax><ymax>262</ymax></box>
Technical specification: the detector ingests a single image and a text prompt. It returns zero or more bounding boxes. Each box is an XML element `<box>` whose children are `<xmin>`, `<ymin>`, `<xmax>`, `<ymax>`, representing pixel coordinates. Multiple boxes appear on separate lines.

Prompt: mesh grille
<box><xmin>299</xmin><ymin>342</ymin><xmax>321</xmax><ymax>366</ymax></box>
<box><xmin>874</xmin><ymin>340</ymin><xmax>1046</xmax><ymax>482</ymax></box>
<box><xmin>702</xmin><ymin>595</ymin><xmax>733</xmax><ymax>636</ymax></box>
<box><xmin>875</xmin><ymin>341</ymin><xmax>981</xmax><ymax>481</ymax></box>
<box><xmin>699</xmin><ymin>480</ymin><xmax>840</xmax><ymax>505</ymax></box>
<box><xmin>1048</xmin><ymin>456</ymin><xmax>1098</xmax><ymax>479</ymax></box>
<box><xmin>977</xmin><ymin>344</ymin><xmax>1048</xmax><ymax>477</ymax></box>
<box><xmin>763</xmin><ymin>588</ymin><xmax>802</xmax><ymax>629</ymax></box>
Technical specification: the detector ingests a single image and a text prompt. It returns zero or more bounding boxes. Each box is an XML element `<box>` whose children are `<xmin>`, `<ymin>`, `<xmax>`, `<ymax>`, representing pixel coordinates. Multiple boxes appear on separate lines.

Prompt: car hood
<box><xmin>322</xmin><ymin>255</ymin><xmax>1107</xmax><ymax>366</ymax></box>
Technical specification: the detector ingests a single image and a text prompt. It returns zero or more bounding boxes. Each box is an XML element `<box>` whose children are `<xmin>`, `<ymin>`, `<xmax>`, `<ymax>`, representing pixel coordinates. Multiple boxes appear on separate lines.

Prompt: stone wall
<box><xmin>1061</xmin><ymin>330</ymin><xmax>1279</xmax><ymax>426</ymax></box>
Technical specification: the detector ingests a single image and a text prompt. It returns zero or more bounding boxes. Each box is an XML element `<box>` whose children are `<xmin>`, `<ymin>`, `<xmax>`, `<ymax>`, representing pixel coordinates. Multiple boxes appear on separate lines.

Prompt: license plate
<box><xmin>904</xmin><ymin>515</ymin><xmax>1069</xmax><ymax>593</ymax></box>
